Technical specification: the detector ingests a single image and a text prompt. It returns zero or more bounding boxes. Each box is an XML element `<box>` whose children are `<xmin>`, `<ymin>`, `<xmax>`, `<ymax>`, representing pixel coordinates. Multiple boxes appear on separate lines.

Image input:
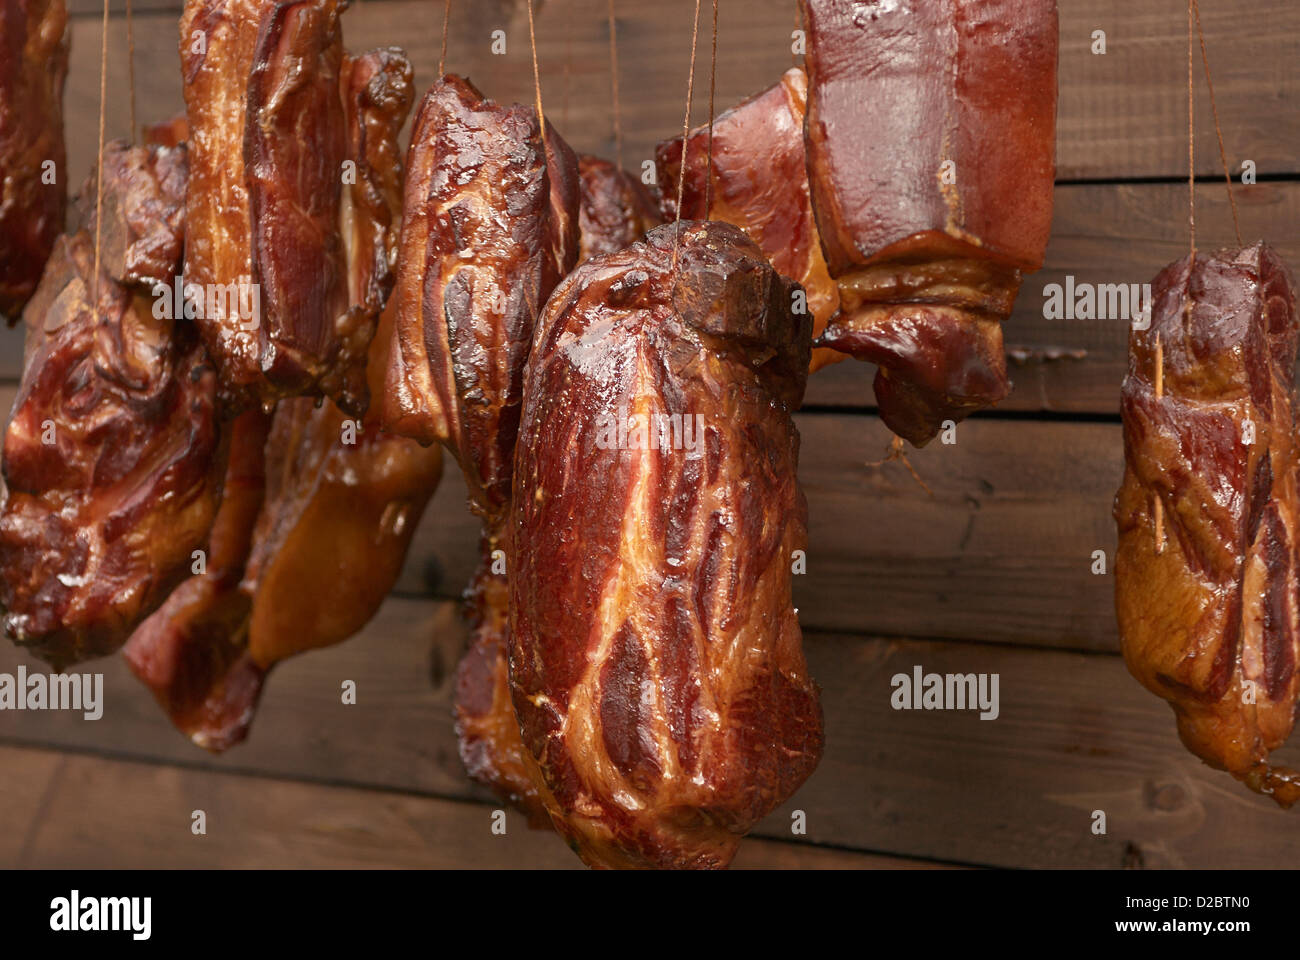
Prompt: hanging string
<box><xmin>526</xmin><ymin>0</ymin><xmax>544</xmax><ymax>128</ymax></box>
<box><xmin>1186</xmin><ymin>0</ymin><xmax>1195</xmax><ymax>261</ymax></box>
<box><xmin>1192</xmin><ymin>0</ymin><xmax>1242</xmax><ymax>246</ymax></box>
<box><xmin>438</xmin><ymin>0</ymin><xmax>451</xmax><ymax>77</ymax></box>
<box><xmin>606</xmin><ymin>0</ymin><xmax>623</xmax><ymax>171</ymax></box>
<box><xmin>671</xmin><ymin>0</ymin><xmax>704</xmax><ymax>270</ymax></box>
<box><xmin>92</xmin><ymin>0</ymin><xmax>110</xmax><ymax>306</ymax></box>
<box><xmin>703</xmin><ymin>0</ymin><xmax>718</xmax><ymax>218</ymax></box>
<box><xmin>126</xmin><ymin>0</ymin><xmax>136</xmax><ymax>143</ymax></box>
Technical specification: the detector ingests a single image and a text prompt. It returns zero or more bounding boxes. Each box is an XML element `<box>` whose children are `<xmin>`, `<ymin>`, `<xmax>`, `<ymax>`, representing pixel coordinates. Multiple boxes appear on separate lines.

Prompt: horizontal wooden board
<box><xmin>806</xmin><ymin>180</ymin><xmax>1300</xmax><ymax>414</ymax></box>
<box><xmin>403</xmin><ymin>414</ymin><xmax>1124</xmax><ymax>651</ymax></box>
<box><xmin>13</xmin><ymin>164</ymin><xmax>1293</xmax><ymax>414</ymax></box>
<box><xmin>0</xmin><ymin>382</ymin><xmax>1122</xmax><ymax>650</ymax></box>
<box><xmin>0</xmin><ymin>743</ymin><xmax>916</xmax><ymax>868</ymax></box>
<box><xmin>2</xmin><ymin>595</ymin><xmax>1297</xmax><ymax>868</ymax></box>
<box><xmin>59</xmin><ymin>0</ymin><xmax>1300</xmax><ymax>193</ymax></box>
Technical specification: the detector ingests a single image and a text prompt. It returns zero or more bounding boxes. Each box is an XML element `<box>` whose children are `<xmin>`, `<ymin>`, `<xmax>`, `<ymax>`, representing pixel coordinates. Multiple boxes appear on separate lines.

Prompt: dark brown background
<box><xmin>2</xmin><ymin>0</ymin><xmax>1298</xmax><ymax>869</ymax></box>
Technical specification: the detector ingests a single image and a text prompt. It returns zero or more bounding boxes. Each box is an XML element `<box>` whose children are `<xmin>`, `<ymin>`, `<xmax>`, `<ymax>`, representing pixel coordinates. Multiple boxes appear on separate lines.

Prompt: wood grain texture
<box><xmin>0</xmin><ymin>743</ymin><xmax>933</xmax><ymax>869</ymax></box>
<box><xmin>2</xmin><ymin>597</ymin><xmax>1296</xmax><ymax>868</ymax></box>
<box><xmin>807</xmin><ymin>181</ymin><xmax>1300</xmax><ymax>414</ymax></box>
<box><xmin>402</xmin><ymin>414</ymin><xmax>1124</xmax><ymax>650</ymax></box>
<box><xmin>4</xmin><ymin>178</ymin><xmax>1285</xmax><ymax>410</ymax></box>
<box><xmin>0</xmin><ymin>393</ymin><xmax>1122</xmax><ymax>650</ymax></box>
<box><xmin>58</xmin><ymin>0</ymin><xmax>1300</xmax><ymax>189</ymax></box>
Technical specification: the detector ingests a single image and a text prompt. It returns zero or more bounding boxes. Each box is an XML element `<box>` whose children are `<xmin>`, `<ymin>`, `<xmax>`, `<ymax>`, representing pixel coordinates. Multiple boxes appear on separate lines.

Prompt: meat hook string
<box><xmin>526</xmin><ymin>0</ymin><xmax>545</xmax><ymax>130</ymax></box>
<box><xmin>670</xmin><ymin>0</ymin><xmax>703</xmax><ymax>271</ymax></box>
<box><xmin>438</xmin><ymin>0</ymin><xmax>451</xmax><ymax>78</ymax></box>
<box><xmin>92</xmin><ymin>0</ymin><xmax>110</xmax><ymax>308</ymax></box>
<box><xmin>1193</xmin><ymin>0</ymin><xmax>1242</xmax><ymax>246</ymax></box>
<box><xmin>607</xmin><ymin>0</ymin><xmax>623</xmax><ymax>171</ymax></box>
<box><xmin>704</xmin><ymin>0</ymin><xmax>719</xmax><ymax>218</ymax></box>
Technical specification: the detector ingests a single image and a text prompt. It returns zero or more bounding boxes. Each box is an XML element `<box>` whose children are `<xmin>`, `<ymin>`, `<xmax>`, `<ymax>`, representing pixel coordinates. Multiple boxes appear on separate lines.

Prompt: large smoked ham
<box><xmin>0</xmin><ymin>142</ymin><xmax>222</xmax><ymax>669</ymax></box>
<box><xmin>181</xmin><ymin>0</ymin><xmax>404</xmax><ymax>415</ymax></box>
<box><xmin>380</xmin><ymin>73</ymin><xmax>581</xmax><ymax>809</ymax></box>
<box><xmin>1115</xmin><ymin>243</ymin><xmax>1300</xmax><ymax>808</ymax></box>
<box><xmin>800</xmin><ymin>0</ymin><xmax>1057</xmax><ymax>445</ymax></box>
<box><xmin>509</xmin><ymin>220</ymin><xmax>823</xmax><ymax>868</ymax></box>
<box><xmin>656</xmin><ymin>67</ymin><xmax>841</xmax><ymax>373</ymax></box>
<box><xmin>0</xmin><ymin>0</ymin><xmax>68</xmax><ymax>321</ymax></box>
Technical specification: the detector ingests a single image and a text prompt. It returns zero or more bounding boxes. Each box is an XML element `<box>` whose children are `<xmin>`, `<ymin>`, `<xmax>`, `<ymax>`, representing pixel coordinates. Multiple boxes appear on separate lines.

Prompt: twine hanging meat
<box><xmin>0</xmin><ymin>0</ymin><xmax>69</xmax><ymax>322</ymax></box>
<box><xmin>509</xmin><ymin>220</ymin><xmax>823</xmax><ymax>869</ymax></box>
<box><xmin>181</xmin><ymin>0</ymin><xmax>387</xmax><ymax>414</ymax></box>
<box><xmin>0</xmin><ymin>142</ymin><xmax>222</xmax><ymax>669</ymax></box>
<box><xmin>124</xmin><ymin>44</ymin><xmax>429</xmax><ymax>750</ymax></box>
<box><xmin>1115</xmin><ymin>243</ymin><xmax>1300</xmax><ymax>808</ymax></box>
<box><xmin>656</xmin><ymin>66</ymin><xmax>842</xmax><ymax>372</ymax></box>
<box><xmin>800</xmin><ymin>0</ymin><xmax>1058</xmax><ymax>445</ymax></box>
<box><xmin>381</xmin><ymin>73</ymin><xmax>580</xmax><ymax>811</ymax></box>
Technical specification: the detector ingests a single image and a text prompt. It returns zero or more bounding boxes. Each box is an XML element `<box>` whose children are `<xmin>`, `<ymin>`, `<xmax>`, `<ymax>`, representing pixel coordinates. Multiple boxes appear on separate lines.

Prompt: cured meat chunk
<box><xmin>577</xmin><ymin>154</ymin><xmax>661</xmax><ymax>262</ymax></box>
<box><xmin>509</xmin><ymin>220</ymin><xmax>823</xmax><ymax>868</ymax></box>
<box><xmin>384</xmin><ymin>73</ymin><xmax>579</xmax><ymax>524</ymax></box>
<box><xmin>182</xmin><ymin>0</ymin><xmax>405</xmax><ymax>414</ymax></box>
<box><xmin>1115</xmin><ymin>243</ymin><xmax>1300</xmax><ymax>808</ymax></box>
<box><xmin>0</xmin><ymin>144</ymin><xmax>221</xmax><ymax>669</ymax></box>
<box><xmin>123</xmin><ymin>408</ymin><xmax>271</xmax><ymax>751</ymax></box>
<box><xmin>656</xmin><ymin>67</ymin><xmax>841</xmax><ymax>372</ymax></box>
<box><xmin>180</xmin><ymin>0</ymin><xmax>277</xmax><ymax>403</ymax></box>
<box><xmin>800</xmin><ymin>0</ymin><xmax>1057</xmax><ymax>444</ymax></box>
<box><xmin>0</xmin><ymin>0</ymin><xmax>69</xmax><ymax>321</ymax></box>
<box><xmin>124</xmin><ymin>304</ymin><xmax>442</xmax><ymax>750</ymax></box>
<box><xmin>384</xmin><ymin>74</ymin><xmax>582</xmax><ymax>811</ymax></box>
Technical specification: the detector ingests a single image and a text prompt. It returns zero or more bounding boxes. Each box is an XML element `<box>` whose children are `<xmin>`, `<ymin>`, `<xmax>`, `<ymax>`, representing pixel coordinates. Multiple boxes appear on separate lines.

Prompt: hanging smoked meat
<box><xmin>382</xmin><ymin>73</ymin><xmax>580</xmax><ymax>812</ymax></box>
<box><xmin>656</xmin><ymin>67</ymin><xmax>841</xmax><ymax>373</ymax></box>
<box><xmin>122</xmin><ymin>408</ymin><xmax>271</xmax><ymax>750</ymax></box>
<box><xmin>0</xmin><ymin>0</ymin><xmax>69</xmax><ymax>321</ymax></box>
<box><xmin>0</xmin><ymin>142</ymin><xmax>223</xmax><ymax>669</ymax></box>
<box><xmin>800</xmin><ymin>0</ymin><xmax>1058</xmax><ymax>445</ymax></box>
<box><xmin>125</xmin><ymin>302</ymin><xmax>442</xmax><ymax>750</ymax></box>
<box><xmin>577</xmin><ymin>154</ymin><xmax>661</xmax><ymax>262</ymax></box>
<box><xmin>510</xmin><ymin>220</ymin><xmax>823</xmax><ymax>869</ymax></box>
<box><xmin>1116</xmin><ymin>243</ymin><xmax>1300</xmax><ymax>808</ymax></box>
<box><xmin>181</xmin><ymin>0</ymin><xmax>396</xmax><ymax>415</ymax></box>
<box><xmin>124</xmin><ymin>44</ymin><xmax>424</xmax><ymax>750</ymax></box>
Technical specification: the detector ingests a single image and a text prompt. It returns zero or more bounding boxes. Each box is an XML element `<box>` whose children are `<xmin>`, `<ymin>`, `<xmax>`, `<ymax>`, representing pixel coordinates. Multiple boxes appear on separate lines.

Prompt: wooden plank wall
<box><xmin>2</xmin><ymin>0</ymin><xmax>1299</xmax><ymax>870</ymax></box>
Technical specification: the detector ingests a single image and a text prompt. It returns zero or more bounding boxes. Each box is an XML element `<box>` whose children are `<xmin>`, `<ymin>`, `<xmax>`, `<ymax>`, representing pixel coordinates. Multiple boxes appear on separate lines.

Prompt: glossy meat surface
<box><xmin>0</xmin><ymin>144</ymin><xmax>221</xmax><ymax>668</ymax></box>
<box><xmin>577</xmin><ymin>154</ymin><xmax>661</xmax><ymax>262</ymax></box>
<box><xmin>801</xmin><ymin>0</ymin><xmax>1057</xmax><ymax>444</ymax></box>
<box><xmin>244</xmin><ymin>0</ymin><xmax>351</xmax><ymax>405</ymax></box>
<box><xmin>385</xmin><ymin>74</ymin><xmax>579</xmax><ymax>523</ymax></box>
<box><xmin>0</xmin><ymin>0</ymin><xmax>68</xmax><ymax>321</ymax></box>
<box><xmin>656</xmin><ymin>68</ymin><xmax>841</xmax><ymax>373</ymax></box>
<box><xmin>180</xmin><ymin>0</ymin><xmax>275</xmax><ymax>402</ymax></box>
<box><xmin>75</xmin><ymin>140</ymin><xmax>188</xmax><ymax>291</ymax></box>
<box><xmin>241</xmin><ymin>318</ymin><xmax>442</xmax><ymax>669</ymax></box>
<box><xmin>123</xmin><ymin>409</ymin><xmax>270</xmax><ymax>751</ymax></box>
<box><xmin>1115</xmin><ymin>243</ymin><xmax>1300</xmax><ymax>808</ymax></box>
<box><xmin>385</xmin><ymin>75</ymin><xmax>582</xmax><ymax>812</ymax></box>
<box><xmin>182</xmin><ymin>0</ymin><xmax>405</xmax><ymax>414</ymax></box>
<box><xmin>510</xmin><ymin>220</ymin><xmax>823</xmax><ymax>868</ymax></box>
